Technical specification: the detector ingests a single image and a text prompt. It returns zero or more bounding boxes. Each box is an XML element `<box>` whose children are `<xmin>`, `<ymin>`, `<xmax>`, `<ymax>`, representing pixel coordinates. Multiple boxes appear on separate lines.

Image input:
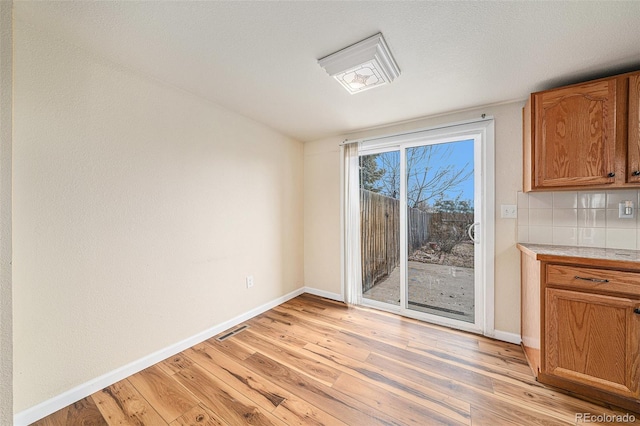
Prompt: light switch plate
<box><xmin>501</xmin><ymin>204</ymin><xmax>517</xmax><ymax>219</ymax></box>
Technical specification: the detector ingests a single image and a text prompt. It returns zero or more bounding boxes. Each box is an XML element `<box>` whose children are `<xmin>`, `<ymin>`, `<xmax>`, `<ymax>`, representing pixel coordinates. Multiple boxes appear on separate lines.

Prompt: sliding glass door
<box><xmin>358</xmin><ymin>122</ymin><xmax>490</xmax><ymax>334</ymax></box>
<box><xmin>360</xmin><ymin>150</ymin><xmax>401</xmax><ymax>306</ymax></box>
<box><xmin>405</xmin><ymin>140</ymin><xmax>477</xmax><ymax>324</ymax></box>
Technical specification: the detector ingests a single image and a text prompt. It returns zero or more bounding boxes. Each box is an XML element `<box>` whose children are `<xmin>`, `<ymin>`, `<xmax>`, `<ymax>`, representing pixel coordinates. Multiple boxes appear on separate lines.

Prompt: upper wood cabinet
<box><xmin>524</xmin><ymin>70</ymin><xmax>640</xmax><ymax>191</ymax></box>
<box><xmin>536</xmin><ymin>79</ymin><xmax>617</xmax><ymax>188</ymax></box>
<box><xmin>629</xmin><ymin>74</ymin><xmax>640</xmax><ymax>184</ymax></box>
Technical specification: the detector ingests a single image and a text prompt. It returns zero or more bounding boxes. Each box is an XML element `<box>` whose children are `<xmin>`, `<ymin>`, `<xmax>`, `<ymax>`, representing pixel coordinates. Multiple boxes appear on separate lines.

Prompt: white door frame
<box><xmin>351</xmin><ymin>118</ymin><xmax>495</xmax><ymax>337</ymax></box>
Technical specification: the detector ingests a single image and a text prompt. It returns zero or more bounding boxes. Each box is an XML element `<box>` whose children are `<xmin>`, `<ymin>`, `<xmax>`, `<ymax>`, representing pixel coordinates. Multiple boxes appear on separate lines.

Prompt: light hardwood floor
<box><xmin>33</xmin><ymin>294</ymin><xmax>640</xmax><ymax>425</ymax></box>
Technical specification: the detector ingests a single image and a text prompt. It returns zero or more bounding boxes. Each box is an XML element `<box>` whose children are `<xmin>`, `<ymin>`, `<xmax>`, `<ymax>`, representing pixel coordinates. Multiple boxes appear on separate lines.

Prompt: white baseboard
<box><xmin>303</xmin><ymin>287</ymin><xmax>522</xmax><ymax>346</ymax></box>
<box><xmin>493</xmin><ymin>329</ymin><xmax>521</xmax><ymax>345</ymax></box>
<box><xmin>14</xmin><ymin>287</ymin><xmax>306</xmax><ymax>426</ymax></box>
<box><xmin>303</xmin><ymin>287</ymin><xmax>343</xmax><ymax>302</ymax></box>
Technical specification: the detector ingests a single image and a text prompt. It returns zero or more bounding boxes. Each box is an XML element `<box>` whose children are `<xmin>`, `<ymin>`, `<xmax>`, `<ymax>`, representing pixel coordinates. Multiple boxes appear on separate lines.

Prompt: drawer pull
<box><xmin>635</xmin><ymin>308</ymin><xmax>640</xmax><ymax>315</ymax></box>
<box><xmin>574</xmin><ymin>275</ymin><xmax>609</xmax><ymax>283</ymax></box>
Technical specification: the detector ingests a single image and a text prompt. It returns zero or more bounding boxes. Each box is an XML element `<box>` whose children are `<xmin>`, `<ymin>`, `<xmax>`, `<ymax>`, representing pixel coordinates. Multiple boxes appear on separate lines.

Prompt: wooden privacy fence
<box><xmin>408</xmin><ymin>206</ymin><xmax>430</xmax><ymax>253</ymax></box>
<box><xmin>360</xmin><ymin>189</ymin><xmax>430</xmax><ymax>292</ymax></box>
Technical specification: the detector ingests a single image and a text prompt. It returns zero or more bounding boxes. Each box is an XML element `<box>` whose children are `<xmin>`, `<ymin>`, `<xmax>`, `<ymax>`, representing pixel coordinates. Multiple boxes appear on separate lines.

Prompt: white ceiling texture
<box><xmin>14</xmin><ymin>1</ymin><xmax>640</xmax><ymax>142</ymax></box>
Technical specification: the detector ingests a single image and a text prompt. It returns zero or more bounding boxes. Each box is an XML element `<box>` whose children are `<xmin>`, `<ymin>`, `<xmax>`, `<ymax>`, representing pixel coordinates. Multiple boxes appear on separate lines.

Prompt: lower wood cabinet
<box><xmin>546</xmin><ymin>288</ymin><xmax>640</xmax><ymax>399</ymax></box>
<box><xmin>519</xmin><ymin>244</ymin><xmax>640</xmax><ymax>413</ymax></box>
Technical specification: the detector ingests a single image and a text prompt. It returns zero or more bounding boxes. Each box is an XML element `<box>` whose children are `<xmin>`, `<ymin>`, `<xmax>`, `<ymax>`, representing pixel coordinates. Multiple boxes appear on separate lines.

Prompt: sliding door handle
<box><xmin>468</xmin><ymin>222</ymin><xmax>480</xmax><ymax>244</ymax></box>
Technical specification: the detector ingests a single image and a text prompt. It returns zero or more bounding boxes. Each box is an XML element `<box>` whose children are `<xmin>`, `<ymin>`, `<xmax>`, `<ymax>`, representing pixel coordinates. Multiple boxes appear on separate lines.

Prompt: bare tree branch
<box><xmin>360</xmin><ymin>143</ymin><xmax>474</xmax><ymax>210</ymax></box>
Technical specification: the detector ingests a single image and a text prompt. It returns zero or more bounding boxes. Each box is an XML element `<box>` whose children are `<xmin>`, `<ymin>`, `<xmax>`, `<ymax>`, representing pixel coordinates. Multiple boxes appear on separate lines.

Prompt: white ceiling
<box><xmin>14</xmin><ymin>1</ymin><xmax>640</xmax><ymax>142</ymax></box>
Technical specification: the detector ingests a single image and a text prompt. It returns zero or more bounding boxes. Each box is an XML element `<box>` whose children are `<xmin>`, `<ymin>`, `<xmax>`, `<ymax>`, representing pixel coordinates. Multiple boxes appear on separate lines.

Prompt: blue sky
<box><xmin>370</xmin><ymin>138</ymin><xmax>474</xmax><ymax>207</ymax></box>
<box><xmin>433</xmin><ymin>139</ymin><xmax>474</xmax><ymax>203</ymax></box>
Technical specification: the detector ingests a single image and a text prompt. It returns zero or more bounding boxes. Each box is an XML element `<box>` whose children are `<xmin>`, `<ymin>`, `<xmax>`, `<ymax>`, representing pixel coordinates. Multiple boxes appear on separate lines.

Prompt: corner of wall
<box><xmin>303</xmin><ymin>286</ymin><xmax>343</xmax><ymax>302</ymax></box>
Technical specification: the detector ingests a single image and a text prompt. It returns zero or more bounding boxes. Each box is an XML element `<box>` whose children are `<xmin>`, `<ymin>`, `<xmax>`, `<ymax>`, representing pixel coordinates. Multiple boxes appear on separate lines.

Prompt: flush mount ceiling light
<box><xmin>318</xmin><ymin>33</ymin><xmax>400</xmax><ymax>94</ymax></box>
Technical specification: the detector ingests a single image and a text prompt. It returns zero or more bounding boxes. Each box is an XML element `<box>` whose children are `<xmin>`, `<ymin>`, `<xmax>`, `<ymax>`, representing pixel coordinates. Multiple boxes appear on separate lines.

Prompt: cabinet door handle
<box><xmin>633</xmin><ymin>170</ymin><xmax>640</xmax><ymax>176</ymax></box>
<box><xmin>634</xmin><ymin>308</ymin><xmax>640</xmax><ymax>315</ymax></box>
<box><xmin>574</xmin><ymin>275</ymin><xmax>609</xmax><ymax>283</ymax></box>
<box><xmin>607</xmin><ymin>172</ymin><xmax>616</xmax><ymax>178</ymax></box>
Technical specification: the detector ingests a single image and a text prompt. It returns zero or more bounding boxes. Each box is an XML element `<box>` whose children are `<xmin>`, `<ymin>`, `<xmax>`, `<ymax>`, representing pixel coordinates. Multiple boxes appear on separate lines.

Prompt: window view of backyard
<box><xmin>359</xmin><ymin>141</ymin><xmax>476</xmax><ymax>322</ymax></box>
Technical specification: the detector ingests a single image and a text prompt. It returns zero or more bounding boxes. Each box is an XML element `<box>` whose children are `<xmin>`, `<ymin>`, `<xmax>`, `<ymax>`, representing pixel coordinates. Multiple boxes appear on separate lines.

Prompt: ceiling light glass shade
<box><xmin>318</xmin><ymin>33</ymin><xmax>400</xmax><ymax>94</ymax></box>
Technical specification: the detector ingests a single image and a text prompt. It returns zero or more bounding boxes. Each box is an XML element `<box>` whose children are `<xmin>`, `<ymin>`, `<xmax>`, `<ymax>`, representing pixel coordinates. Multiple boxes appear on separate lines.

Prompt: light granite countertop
<box><xmin>517</xmin><ymin>243</ymin><xmax>640</xmax><ymax>266</ymax></box>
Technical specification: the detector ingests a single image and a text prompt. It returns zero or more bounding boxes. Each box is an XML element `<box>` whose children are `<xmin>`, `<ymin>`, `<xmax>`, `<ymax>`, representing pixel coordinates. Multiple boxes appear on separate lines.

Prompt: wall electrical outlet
<box><xmin>619</xmin><ymin>201</ymin><xmax>635</xmax><ymax>219</ymax></box>
<box><xmin>501</xmin><ymin>204</ymin><xmax>517</xmax><ymax>219</ymax></box>
<box><xmin>246</xmin><ymin>275</ymin><xmax>254</xmax><ymax>289</ymax></box>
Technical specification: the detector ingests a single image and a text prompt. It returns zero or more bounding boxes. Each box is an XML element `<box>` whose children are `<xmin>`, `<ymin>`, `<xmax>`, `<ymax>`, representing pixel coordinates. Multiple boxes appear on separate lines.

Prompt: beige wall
<box><xmin>0</xmin><ymin>2</ymin><xmax>13</xmax><ymax>425</ymax></box>
<box><xmin>13</xmin><ymin>20</ymin><xmax>304</xmax><ymax>412</ymax></box>
<box><xmin>303</xmin><ymin>102</ymin><xmax>524</xmax><ymax>335</ymax></box>
<box><xmin>303</xmin><ymin>136</ymin><xmax>343</xmax><ymax>293</ymax></box>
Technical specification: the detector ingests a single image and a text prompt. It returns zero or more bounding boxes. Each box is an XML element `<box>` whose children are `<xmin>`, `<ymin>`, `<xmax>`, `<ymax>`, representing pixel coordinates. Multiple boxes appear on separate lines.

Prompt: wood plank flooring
<box><xmin>32</xmin><ymin>294</ymin><xmax>640</xmax><ymax>425</ymax></box>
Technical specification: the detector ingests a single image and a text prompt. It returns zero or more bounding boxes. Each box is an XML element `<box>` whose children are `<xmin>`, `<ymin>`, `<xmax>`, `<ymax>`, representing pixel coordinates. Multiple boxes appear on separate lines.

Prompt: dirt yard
<box><xmin>363</xmin><ymin>242</ymin><xmax>474</xmax><ymax>322</ymax></box>
<box><xmin>409</xmin><ymin>241</ymin><xmax>474</xmax><ymax>268</ymax></box>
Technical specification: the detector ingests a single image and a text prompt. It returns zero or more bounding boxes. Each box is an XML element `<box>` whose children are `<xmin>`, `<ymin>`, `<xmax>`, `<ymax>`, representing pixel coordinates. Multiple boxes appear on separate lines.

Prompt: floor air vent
<box><xmin>216</xmin><ymin>325</ymin><xmax>250</xmax><ymax>341</ymax></box>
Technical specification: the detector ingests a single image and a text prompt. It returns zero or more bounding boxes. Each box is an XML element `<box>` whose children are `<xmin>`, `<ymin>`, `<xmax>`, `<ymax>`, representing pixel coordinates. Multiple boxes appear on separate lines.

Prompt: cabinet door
<box><xmin>629</xmin><ymin>74</ymin><xmax>640</xmax><ymax>183</ymax></box>
<box><xmin>546</xmin><ymin>288</ymin><xmax>640</xmax><ymax>398</ymax></box>
<box><xmin>534</xmin><ymin>79</ymin><xmax>617</xmax><ymax>188</ymax></box>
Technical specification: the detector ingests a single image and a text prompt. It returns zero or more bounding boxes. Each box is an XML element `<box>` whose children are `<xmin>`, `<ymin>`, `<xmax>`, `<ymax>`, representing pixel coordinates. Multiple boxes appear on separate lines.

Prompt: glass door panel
<box><xmin>405</xmin><ymin>140</ymin><xmax>476</xmax><ymax>323</ymax></box>
<box><xmin>359</xmin><ymin>150</ymin><xmax>400</xmax><ymax>306</ymax></box>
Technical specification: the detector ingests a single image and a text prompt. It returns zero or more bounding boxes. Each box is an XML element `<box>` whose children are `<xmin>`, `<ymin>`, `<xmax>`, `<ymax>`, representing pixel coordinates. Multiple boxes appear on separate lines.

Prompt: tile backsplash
<box><xmin>517</xmin><ymin>190</ymin><xmax>640</xmax><ymax>250</ymax></box>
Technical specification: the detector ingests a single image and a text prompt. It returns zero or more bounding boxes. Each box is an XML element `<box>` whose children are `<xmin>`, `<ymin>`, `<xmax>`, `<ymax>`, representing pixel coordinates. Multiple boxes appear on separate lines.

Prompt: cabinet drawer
<box><xmin>546</xmin><ymin>264</ymin><xmax>640</xmax><ymax>296</ymax></box>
